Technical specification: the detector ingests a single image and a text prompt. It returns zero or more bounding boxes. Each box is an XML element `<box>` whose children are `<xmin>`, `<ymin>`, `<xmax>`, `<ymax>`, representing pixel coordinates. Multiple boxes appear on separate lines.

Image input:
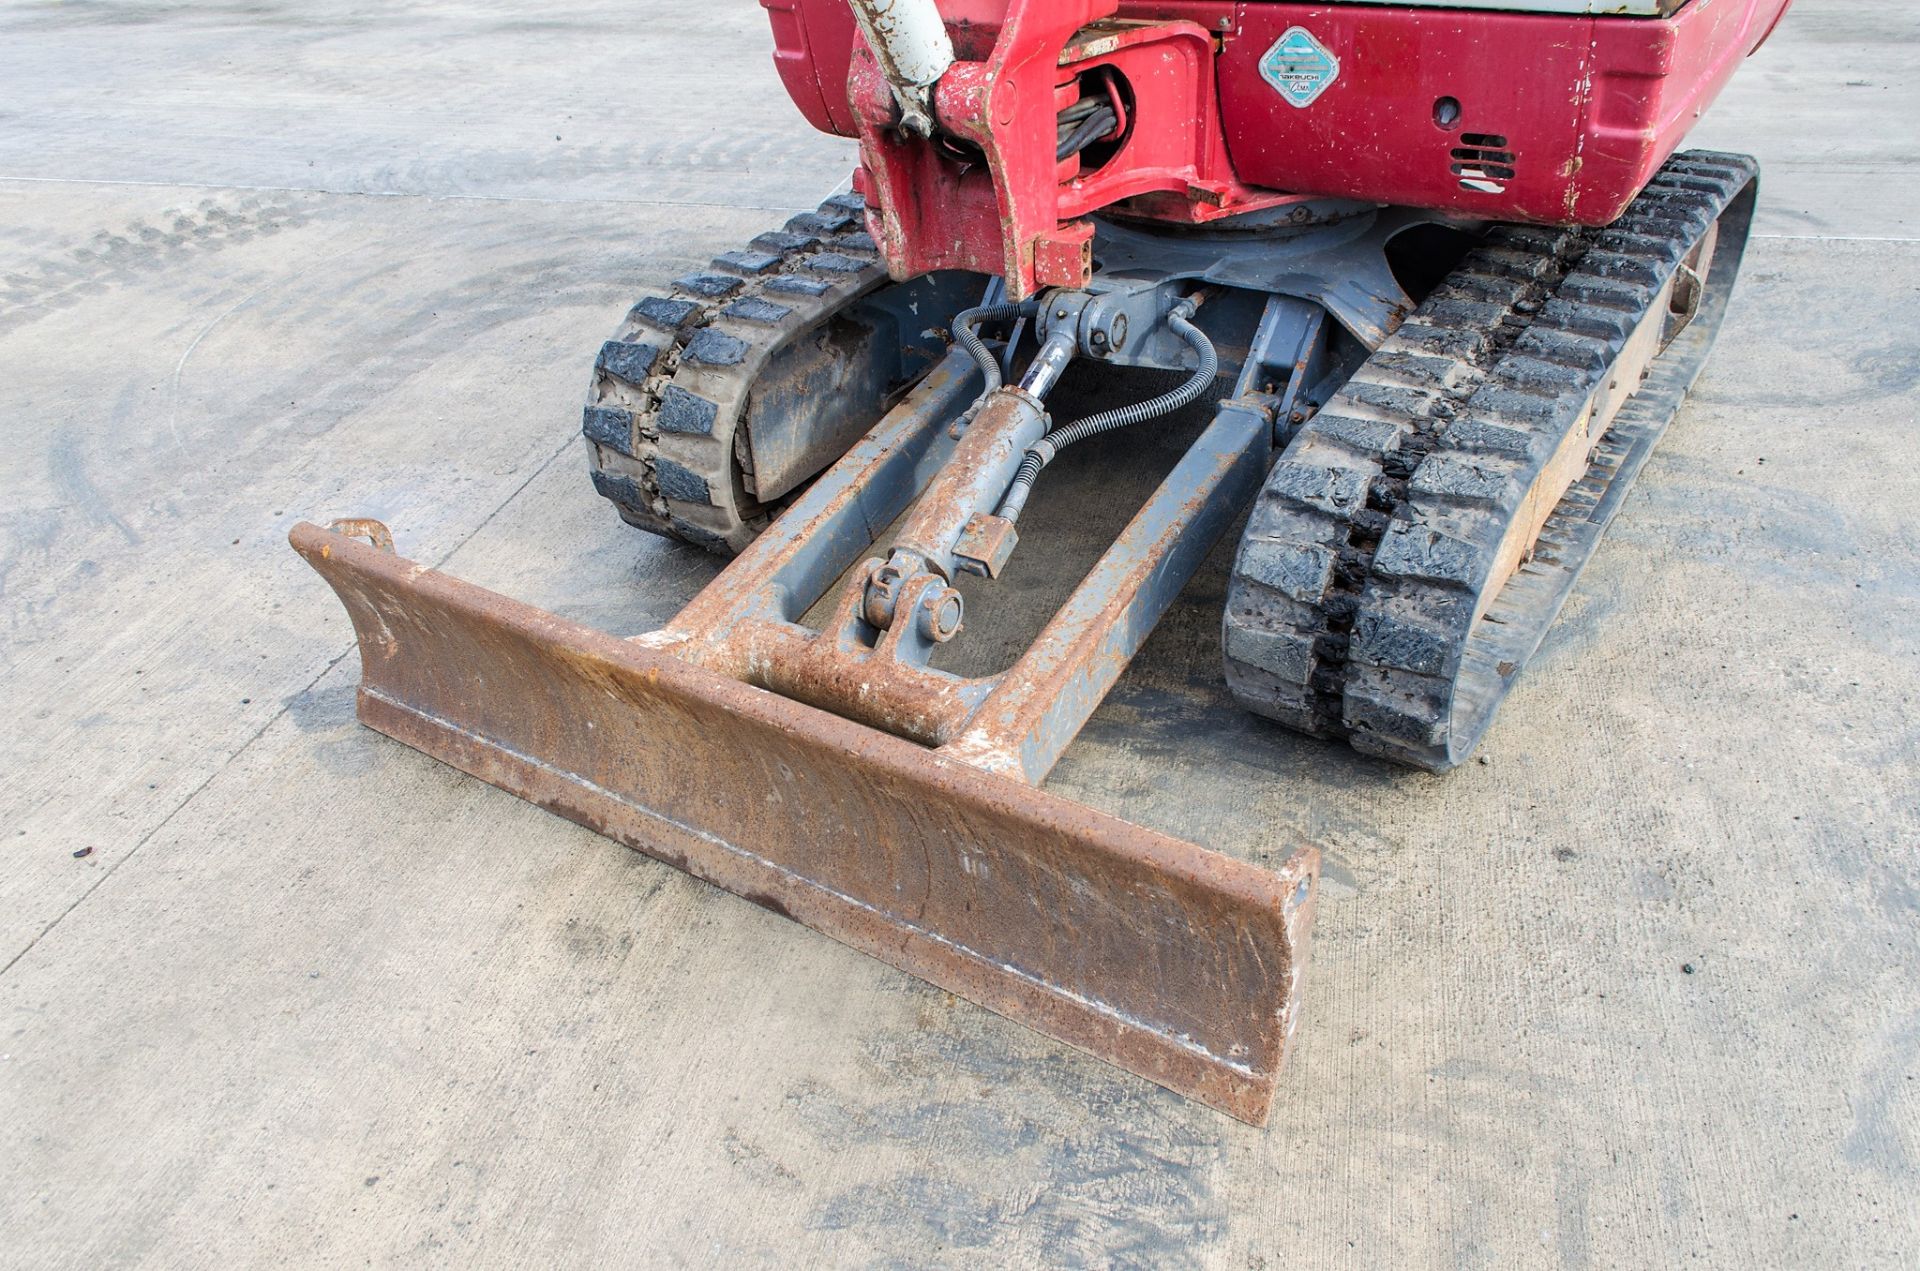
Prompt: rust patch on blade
<box><xmin>290</xmin><ymin>522</ymin><xmax>1319</xmax><ymax>1123</ymax></box>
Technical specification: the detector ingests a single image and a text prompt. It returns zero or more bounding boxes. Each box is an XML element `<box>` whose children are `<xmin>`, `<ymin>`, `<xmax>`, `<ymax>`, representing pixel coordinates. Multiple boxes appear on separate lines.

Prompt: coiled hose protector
<box><xmin>953</xmin><ymin>300</ymin><xmax>1038</xmax><ymax>409</ymax></box>
<box><xmin>996</xmin><ymin>301</ymin><xmax>1216</xmax><ymax>522</ymax></box>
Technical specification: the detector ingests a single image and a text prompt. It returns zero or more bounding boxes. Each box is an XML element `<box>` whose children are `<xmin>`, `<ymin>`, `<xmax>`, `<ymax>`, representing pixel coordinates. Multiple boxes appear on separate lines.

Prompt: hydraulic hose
<box><xmin>1056</xmin><ymin>105</ymin><xmax>1117</xmax><ymax>161</ymax></box>
<box><xmin>953</xmin><ymin>300</ymin><xmax>1039</xmax><ymax>406</ymax></box>
<box><xmin>996</xmin><ymin>299</ymin><xmax>1217</xmax><ymax>523</ymax></box>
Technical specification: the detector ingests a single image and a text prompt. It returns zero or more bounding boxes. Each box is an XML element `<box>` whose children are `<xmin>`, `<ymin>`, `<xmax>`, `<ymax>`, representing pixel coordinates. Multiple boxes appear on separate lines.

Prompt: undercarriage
<box><xmin>296</xmin><ymin>0</ymin><xmax>1785</xmax><ymax>1121</ymax></box>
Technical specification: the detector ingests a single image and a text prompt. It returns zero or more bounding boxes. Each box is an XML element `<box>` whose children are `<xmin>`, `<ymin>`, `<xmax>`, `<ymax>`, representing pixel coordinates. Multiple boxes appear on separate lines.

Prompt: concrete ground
<box><xmin>2</xmin><ymin>1</ymin><xmax>1914</xmax><ymax>1265</ymax></box>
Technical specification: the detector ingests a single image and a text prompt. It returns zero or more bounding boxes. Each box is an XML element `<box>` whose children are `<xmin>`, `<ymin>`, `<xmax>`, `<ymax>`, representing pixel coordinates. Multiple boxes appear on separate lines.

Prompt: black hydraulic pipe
<box><xmin>952</xmin><ymin>300</ymin><xmax>1039</xmax><ymax>407</ymax></box>
<box><xmin>996</xmin><ymin>299</ymin><xmax>1217</xmax><ymax>523</ymax></box>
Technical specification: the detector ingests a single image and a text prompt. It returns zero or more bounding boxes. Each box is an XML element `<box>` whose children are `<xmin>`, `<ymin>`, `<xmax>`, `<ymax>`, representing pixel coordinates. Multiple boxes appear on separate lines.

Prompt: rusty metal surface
<box><xmin>291</xmin><ymin>521</ymin><xmax>1319</xmax><ymax>1123</ymax></box>
<box><xmin>647</xmin><ymin>309</ymin><xmax>1286</xmax><ymax>779</ymax></box>
<box><xmin>890</xmin><ymin>387</ymin><xmax>1048</xmax><ymax>579</ymax></box>
<box><xmin>325</xmin><ymin>517</ymin><xmax>394</xmax><ymax>554</ymax></box>
<box><xmin>954</xmin><ymin>510</ymin><xmax>1019</xmax><ymax>578</ymax></box>
<box><xmin>660</xmin><ymin>349</ymin><xmax>980</xmax><ymax>644</ymax></box>
<box><xmin>674</xmin><ymin>388</ymin><xmax>1272</xmax><ymax>775</ymax></box>
<box><xmin>729</xmin><ymin>585</ymin><xmax>992</xmax><ymax>746</ymax></box>
<box><xmin>948</xmin><ymin>399</ymin><xmax>1272</xmax><ymax>782</ymax></box>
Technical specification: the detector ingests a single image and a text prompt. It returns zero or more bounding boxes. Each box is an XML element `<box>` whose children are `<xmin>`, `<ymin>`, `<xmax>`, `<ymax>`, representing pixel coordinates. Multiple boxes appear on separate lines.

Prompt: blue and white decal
<box><xmin>1259</xmin><ymin>27</ymin><xmax>1339</xmax><ymax>109</ymax></box>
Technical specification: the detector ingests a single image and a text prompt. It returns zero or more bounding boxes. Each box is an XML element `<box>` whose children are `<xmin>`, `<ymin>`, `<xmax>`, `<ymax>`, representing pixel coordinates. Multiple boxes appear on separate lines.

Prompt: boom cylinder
<box><xmin>847</xmin><ymin>0</ymin><xmax>954</xmax><ymax>137</ymax></box>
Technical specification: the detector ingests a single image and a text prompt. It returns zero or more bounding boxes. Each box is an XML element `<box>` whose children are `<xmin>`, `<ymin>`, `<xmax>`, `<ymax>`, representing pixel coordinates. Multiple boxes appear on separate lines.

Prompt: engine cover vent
<box><xmin>1452</xmin><ymin>133</ymin><xmax>1517</xmax><ymax>194</ymax></box>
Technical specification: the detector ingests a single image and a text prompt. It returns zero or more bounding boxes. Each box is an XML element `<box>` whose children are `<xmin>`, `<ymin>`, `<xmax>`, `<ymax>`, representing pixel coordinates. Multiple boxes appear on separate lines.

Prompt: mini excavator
<box><xmin>295</xmin><ymin>0</ymin><xmax>1791</xmax><ymax>1122</ymax></box>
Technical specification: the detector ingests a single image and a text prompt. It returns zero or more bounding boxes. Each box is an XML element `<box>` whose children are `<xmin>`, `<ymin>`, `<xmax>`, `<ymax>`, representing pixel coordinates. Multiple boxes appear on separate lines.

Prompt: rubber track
<box><xmin>583</xmin><ymin>192</ymin><xmax>889</xmax><ymax>554</ymax></box>
<box><xmin>1224</xmin><ymin>151</ymin><xmax>1758</xmax><ymax>770</ymax></box>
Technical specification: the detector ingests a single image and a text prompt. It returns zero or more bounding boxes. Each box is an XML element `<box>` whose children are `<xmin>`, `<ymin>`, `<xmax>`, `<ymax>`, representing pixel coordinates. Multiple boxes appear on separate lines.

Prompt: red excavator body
<box><xmin>764</xmin><ymin>0</ymin><xmax>1789</xmax><ymax>295</ymax></box>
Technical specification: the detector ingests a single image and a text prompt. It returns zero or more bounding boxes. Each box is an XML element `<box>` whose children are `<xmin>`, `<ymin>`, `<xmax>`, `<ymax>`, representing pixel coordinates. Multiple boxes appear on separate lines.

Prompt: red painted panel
<box><xmin>1578</xmin><ymin>0</ymin><xmax>1788</xmax><ymax>221</ymax></box>
<box><xmin>760</xmin><ymin>0</ymin><xmax>857</xmax><ymax>136</ymax></box>
<box><xmin>1219</xmin><ymin>6</ymin><xmax>1592</xmax><ymax>222</ymax></box>
<box><xmin>1218</xmin><ymin>0</ymin><xmax>1792</xmax><ymax>224</ymax></box>
<box><xmin>760</xmin><ymin>0</ymin><xmax>1792</xmax><ymax>287</ymax></box>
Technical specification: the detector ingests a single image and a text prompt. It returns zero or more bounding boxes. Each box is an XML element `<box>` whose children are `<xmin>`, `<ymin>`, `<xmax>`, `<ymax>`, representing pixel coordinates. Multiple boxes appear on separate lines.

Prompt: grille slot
<box><xmin>1451</xmin><ymin>134</ymin><xmax>1516</xmax><ymax>194</ymax></box>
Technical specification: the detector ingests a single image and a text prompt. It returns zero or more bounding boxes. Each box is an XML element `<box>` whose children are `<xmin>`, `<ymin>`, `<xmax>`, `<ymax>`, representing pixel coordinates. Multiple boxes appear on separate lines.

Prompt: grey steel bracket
<box><xmin>643</xmin><ymin>290</ymin><xmax>1317</xmax><ymax>782</ymax></box>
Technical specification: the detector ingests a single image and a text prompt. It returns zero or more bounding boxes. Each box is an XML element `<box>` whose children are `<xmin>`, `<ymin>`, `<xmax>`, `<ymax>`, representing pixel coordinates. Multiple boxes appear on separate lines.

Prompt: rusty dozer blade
<box><xmin>295</xmin><ymin>283</ymin><xmax>1338</xmax><ymax>1124</ymax></box>
<box><xmin>292</xmin><ymin>524</ymin><xmax>1315</xmax><ymax>1123</ymax></box>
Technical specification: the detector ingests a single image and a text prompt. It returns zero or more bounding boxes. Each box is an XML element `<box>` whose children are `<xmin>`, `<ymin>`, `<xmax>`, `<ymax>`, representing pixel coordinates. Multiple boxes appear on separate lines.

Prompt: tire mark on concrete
<box><xmin>1842</xmin><ymin>1011</ymin><xmax>1920</xmax><ymax>1177</ymax></box>
<box><xmin>788</xmin><ymin>1010</ymin><xmax>1229</xmax><ymax>1267</ymax></box>
<box><xmin>0</xmin><ymin>195</ymin><xmax>309</xmax><ymax>337</ymax></box>
<box><xmin>47</xmin><ymin>430</ymin><xmax>137</xmax><ymax>546</ymax></box>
